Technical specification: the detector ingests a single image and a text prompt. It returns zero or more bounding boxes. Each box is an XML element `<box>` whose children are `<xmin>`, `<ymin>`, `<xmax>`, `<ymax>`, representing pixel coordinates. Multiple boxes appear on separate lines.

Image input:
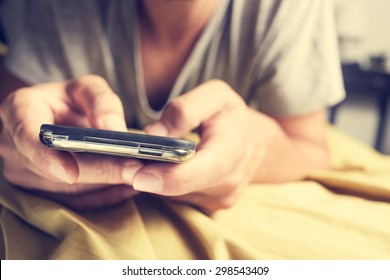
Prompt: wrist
<box><xmin>246</xmin><ymin>108</ymin><xmax>279</xmax><ymax>181</ymax></box>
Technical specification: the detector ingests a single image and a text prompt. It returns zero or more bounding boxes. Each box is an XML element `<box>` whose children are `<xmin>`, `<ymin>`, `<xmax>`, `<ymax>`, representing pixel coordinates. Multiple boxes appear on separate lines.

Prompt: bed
<box><xmin>0</xmin><ymin>126</ymin><xmax>389</xmax><ymax>259</ymax></box>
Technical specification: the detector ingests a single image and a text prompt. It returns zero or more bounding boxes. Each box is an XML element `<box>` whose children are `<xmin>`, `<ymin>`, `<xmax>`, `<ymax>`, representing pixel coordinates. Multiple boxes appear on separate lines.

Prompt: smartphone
<box><xmin>39</xmin><ymin>124</ymin><xmax>196</xmax><ymax>163</ymax></box>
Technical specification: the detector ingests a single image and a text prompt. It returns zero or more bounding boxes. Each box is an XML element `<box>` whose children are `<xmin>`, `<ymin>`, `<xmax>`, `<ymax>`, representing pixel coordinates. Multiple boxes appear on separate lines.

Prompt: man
<box><xmin>0</xmin><ymin>0</ymin><xmax>344</xmax><ymax>214</ymax></box>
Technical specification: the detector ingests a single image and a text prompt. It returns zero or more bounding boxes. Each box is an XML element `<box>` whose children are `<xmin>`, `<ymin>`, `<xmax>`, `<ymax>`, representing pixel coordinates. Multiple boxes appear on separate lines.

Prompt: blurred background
<box><xmin>332</xmin><ymin>0</ymin><xmax>390</xmax><ymax>154</ymax></box>
<box><xmin>0</xmin><ymin>0</ymin><xmax>389</xmax><ymax>154</ymax></box>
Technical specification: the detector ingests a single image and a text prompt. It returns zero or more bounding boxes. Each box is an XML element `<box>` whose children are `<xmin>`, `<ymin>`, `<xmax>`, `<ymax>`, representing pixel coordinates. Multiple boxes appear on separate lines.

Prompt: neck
<box><xmin>138</xmin><ymin>0</ymin><xmax>221</xmax><ymax>46</ymax></box>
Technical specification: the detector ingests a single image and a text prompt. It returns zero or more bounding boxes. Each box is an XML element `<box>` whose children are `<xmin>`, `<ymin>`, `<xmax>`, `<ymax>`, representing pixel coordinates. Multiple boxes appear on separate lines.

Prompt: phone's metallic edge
<box><xmin>48</xmin><ymin>138</ymin><xmax>195</xmax><ymax>163</ymax></box>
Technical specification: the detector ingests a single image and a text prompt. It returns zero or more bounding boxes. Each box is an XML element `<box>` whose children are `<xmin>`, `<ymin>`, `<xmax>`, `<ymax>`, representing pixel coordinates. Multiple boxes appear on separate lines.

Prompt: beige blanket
<box><xmin>1</xmin><ymin>126</ymin><xmax>389</xmax><ymax>259</ymax></box>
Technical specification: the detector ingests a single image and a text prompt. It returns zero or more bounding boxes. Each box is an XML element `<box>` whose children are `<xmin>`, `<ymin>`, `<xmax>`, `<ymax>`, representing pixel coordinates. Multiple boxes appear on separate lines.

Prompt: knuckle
<box><xmin>12</xmin><ymin>88</ymin><xmax>38</xmax><ymax>106</ymax></box>
<box><xmin>82</xmin><ymin>75</ymin><xmax>112</xmax><ymax>97</ymax></box>
<box><xmin>71</xmin><ymin>76</ymin><xmax>122</xmax><ymax>117</ymax></box>
<box><xmin>207</xmin><ymin>79</ymin><xmax>230</xmax><ymax>90</ymax></box>
<box><xmin>67</xmin><ymin>75</ymin><xmax>112</xmax><ymax>100</ymax></box>
<box><xmin>86</xmin><ymin>74</ymin><xmax>108</xmax><ymax>85</ymax></box>
<box><xmin>206</xmin><ymin>79</ymin><xmax>234</xmax><ymax>97</ymax></box>
<box><xmin>208</xmin><ymin>79</ymin><xmax>245</xmax><ymax>107</ymax></box>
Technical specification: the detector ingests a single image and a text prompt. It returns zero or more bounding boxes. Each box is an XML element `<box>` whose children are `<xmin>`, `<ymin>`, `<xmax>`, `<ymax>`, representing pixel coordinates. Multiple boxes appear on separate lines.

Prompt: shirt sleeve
<box><xmin>1</xmin><ymin>0</ymin><xmax>114</xmax><ymax>86</ymax></box>
<box><xmin>1</xmin><ymin>0</ymin><xmax>76</xmax><ymax>84</ymax></box>
<box><xmin>248</xmin><ymin>0</ymin><xmax>345</xmax><ymax>117</ymax></box>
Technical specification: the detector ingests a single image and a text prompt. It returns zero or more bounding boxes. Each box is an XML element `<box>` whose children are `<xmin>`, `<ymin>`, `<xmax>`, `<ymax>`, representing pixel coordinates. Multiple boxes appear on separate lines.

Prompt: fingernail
<box><xmin>50</xmin><ymin>163</ymin><xmax>73</xmax><ymax>184</ymax></box>
<box><xmin>121</xmin><ymin>162</ymin><xmax>142</xmax><ymax>185</ymax></box>
<box><xmin>133</xmin><ymin>172</ymin><xmax>162</xmax><ymax>193</ymax></box>
<box><xmin>146</xmin><ymin>122</ymin><xmax>168</xmax><ymax>136</ymax></box>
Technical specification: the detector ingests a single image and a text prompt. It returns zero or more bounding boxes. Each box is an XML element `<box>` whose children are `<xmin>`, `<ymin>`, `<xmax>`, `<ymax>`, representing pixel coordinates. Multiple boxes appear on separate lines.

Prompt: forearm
<box><xmin>249</xmin><ymin>108</ymin><xmax>330</xmax><ymax>183</ymax></box>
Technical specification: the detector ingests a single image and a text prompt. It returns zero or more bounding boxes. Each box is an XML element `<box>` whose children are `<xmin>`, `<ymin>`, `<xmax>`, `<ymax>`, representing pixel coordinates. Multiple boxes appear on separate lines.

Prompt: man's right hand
<box><xmin>0</xmin><ymin>75</ymin><xmax>143</xmax><ymax>210</ymax></box>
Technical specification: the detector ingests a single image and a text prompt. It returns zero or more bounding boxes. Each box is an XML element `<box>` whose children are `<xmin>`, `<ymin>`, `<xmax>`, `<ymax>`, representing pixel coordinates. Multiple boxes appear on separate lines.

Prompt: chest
<box><xmin>140</xmin><ymin>39</ymin><xmax>193</xmax><ymax>111</ymax></box>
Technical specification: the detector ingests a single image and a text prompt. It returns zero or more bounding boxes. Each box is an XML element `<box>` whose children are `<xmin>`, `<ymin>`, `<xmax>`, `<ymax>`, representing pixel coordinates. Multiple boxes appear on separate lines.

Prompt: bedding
<box><xmin>0</xmin><ymin>126</ymin><xmax>389</xmax><ymax>259</ymax></box>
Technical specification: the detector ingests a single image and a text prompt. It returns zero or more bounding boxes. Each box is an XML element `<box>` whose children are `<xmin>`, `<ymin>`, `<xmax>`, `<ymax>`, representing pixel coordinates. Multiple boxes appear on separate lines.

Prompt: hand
<box><xmin>134</xmin><ymin>80</ymin><xmax>262</xmax><ymax>214</ymax></box>
<box><xmin>0</xmin><ymin>75</ymin><xmax>142</xmax><ymax>211</ymax></box>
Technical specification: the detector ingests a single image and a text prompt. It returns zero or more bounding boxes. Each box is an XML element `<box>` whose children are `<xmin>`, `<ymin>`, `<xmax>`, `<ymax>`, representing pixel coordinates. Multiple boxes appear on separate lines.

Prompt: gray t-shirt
<box><xmin>1</xmin><ymin>0</ymin><xmax>345</xmax><ymax>127</ymax></box>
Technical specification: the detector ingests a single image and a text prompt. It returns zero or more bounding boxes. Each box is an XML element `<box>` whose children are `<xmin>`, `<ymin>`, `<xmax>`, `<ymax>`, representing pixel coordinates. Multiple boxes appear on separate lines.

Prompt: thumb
<box><xmin>145</xmin><ymin>80</ymin><xmax>242</xmax><ymax>138</ymax></box>
<box><xmin>65</xmin><ymin>75</ymin><xmax>127</xmax><ymax>132</ymax></box>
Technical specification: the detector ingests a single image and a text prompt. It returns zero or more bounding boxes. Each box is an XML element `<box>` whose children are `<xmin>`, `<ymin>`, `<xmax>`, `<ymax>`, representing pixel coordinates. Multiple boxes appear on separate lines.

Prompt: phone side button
<box><xmin>138</xmin><ymin>147</ymin><xmax>163</xmax><ymax>156</ymax></box>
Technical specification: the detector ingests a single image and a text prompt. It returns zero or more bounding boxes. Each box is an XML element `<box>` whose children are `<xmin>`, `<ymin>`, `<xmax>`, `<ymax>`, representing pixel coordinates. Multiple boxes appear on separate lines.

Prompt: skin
<box><xmin>0</xmin><ymin>1</ymin><xmax>330</xmax><ymax>214</ymax></box>
<box><xmin>0</xmin><ymin>75</ymin><xmax>142</xmax><ymax>210</ymax></box>
<box><xmin>137</xmin><ymin>0</ymin><xmax>221</xmax><ymax>110</ymax></box>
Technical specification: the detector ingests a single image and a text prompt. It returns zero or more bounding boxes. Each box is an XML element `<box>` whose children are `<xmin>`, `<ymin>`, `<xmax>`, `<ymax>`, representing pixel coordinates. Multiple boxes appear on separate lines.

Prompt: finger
<box><xmin>133</xmin><ymin>147</ymin><xmax>232</xmax><ymax>196</ymax></box>
<box><xmin>145</xmin><ymin>80</ymin><xmax>245</xmax><ymax>138</ymax></box>
<box><xmin>72</xmin><ymin>153</ymin><xmax>143</xmax><ymax>185</ymax></box>
<box><xmin>0</xmin><ymin>143</ymin><xmax>60</xmax><ymax>184</ymax></box>
<box><xmin>3</xmin><ymin>164</ymin><xmax>109</xmax><ymax>193</ymax></box>
<box><xmin>65</xmin><ymin>75</ymin><xmax>127</xmax><ymax>131</ymax></box>
<box><xmin>54</xmin><ymin>109</ymin><xmax>92</xmax><ymax>128</ymax></box>
<box><xmin>7</xmin><ymin>152</ymin><xmax>143</xmax><ymax>190</ymax></box>
<box><xmin>0</xmin><ymin>87</ymin><xmax>79</xmax><ymax>183</ymax></box>
<box><xmin>0</xmin><ymin>118</ymin><xmax>83</xmax><ymax>184</ymax></box>
<box><xmin>136</xmin><ymin>82</ymin><xmax>249</xmax><ymax>196</ymax></box>
<box><xmin>1</xmin><ymin>76</ymin><xmax>128</xmax><ymax>185</ymax></box>
<box><xmin>4</xmin><ymin>144</ymin><xmax>143</xmax><ymax>191</ymax></box>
